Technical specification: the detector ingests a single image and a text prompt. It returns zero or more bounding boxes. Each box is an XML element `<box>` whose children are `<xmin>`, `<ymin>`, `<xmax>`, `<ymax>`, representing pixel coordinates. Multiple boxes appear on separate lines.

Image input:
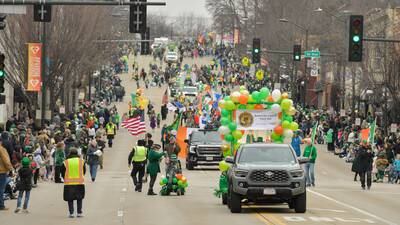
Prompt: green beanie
<box><xmin>21</xmin><ymin>157</ymin><xmax>30</xmax><ymax>167</ymax></box>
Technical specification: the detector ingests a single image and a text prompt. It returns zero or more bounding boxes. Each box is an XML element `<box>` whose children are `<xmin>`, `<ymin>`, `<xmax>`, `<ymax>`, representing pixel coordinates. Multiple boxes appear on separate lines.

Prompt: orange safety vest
<box><xmin>64</xmin><ymin>158</ymin><xmax>84</xmax><ymax>185</ymax></box>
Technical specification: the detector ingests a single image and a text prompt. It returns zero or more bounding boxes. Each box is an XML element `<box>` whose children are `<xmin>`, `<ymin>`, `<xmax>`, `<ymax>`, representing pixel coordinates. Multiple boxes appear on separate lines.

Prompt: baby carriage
<box><xmin>160</xmin><ymin>154</ymin><xmax>186</xmax><ymax>196</ymax></box>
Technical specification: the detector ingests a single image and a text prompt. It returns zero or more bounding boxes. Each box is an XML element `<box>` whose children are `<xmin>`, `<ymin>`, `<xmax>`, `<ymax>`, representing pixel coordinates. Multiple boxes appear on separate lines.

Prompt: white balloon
<box><xmin>283</xmin><ymin>129</ymin><xmax>294</xmax><ymax>138</ymax></box>
<box><xmin>272</xmin><ymin>89</ymin><xmax>282</xmax><ymax>102</ymax></box>
<box><xmin>218</xmin><ymin>126</ymin><xmax>231</xmax><ymax>135</ymax></box>
<box><xmin>271</xmin><ymin>104</ymin><xmax>281</xmax><ymax>113</ymax></box>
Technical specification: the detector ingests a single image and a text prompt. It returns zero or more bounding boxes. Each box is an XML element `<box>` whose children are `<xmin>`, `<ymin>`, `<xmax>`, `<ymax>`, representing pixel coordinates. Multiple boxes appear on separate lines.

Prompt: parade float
<box><xmin>214</xmin><ymin>86</ymin><xmax>299</xmax><ymax>201</ymax></box>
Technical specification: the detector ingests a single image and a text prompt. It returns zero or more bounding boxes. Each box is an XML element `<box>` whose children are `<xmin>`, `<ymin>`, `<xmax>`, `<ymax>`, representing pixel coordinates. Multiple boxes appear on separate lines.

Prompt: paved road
<box><xmin>2</xmin><ymin>55</ymin><xmax>399</xmax><ymax>225</ymax></box>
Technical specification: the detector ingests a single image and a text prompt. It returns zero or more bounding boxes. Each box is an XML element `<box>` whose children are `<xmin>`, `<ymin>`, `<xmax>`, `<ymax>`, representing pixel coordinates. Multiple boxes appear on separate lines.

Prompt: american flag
<box><xmin>121</xmin><ymin>116</ymin><xmax>146</xmax><ymax>136</ymax></box>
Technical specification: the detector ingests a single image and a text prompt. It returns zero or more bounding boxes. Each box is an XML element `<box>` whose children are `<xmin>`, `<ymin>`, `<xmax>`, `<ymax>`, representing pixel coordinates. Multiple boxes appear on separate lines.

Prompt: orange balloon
<box><xmin>274</xmin><ymin>125</ymin><xmax>284</xmax><ymax>135</ymax></box>
<box><xmin>281</xmin><ymin>92</ymin><xmax>289</xmax><ymax>99</ymax></box>
<box><xmin>254</xmin><ymin>104</ymin><xmax>264</xmax><ymax>110</ymax></box>
<box><xmin>267</xmin><ymin>95</ymin><xmax>274</xmax><ymax>102</ymax></box>
<box><xmin>241</xmin><ymin>130</ymin><xmax>245</xmax><ymax>135</ymax></box>
<box><xmin>220</xmin><ymin>135</ymin><xmax>225</xmax><ymax>140</ymax></box>
<box><xmin>181</xmin><ymin>177</ymin><xmax>187</xmax><ymax>183</ymax></box>
<box><xmin>239</xmin><ymin>95</ymin><xmax>249</xmax><ymax>104</ymax></box>
<box><xmin>176</xmin><ymin>174</ymin><xmax>183</xmax><ymax>180</ymax></box>
<box><xmin>278</xmin><ymin>112</ymin><xmax>282</xmax><ymax>119</ymax></box>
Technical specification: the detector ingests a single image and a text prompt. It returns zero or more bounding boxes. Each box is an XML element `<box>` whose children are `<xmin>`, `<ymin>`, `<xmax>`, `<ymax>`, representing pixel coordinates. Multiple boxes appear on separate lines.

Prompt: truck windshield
<box><xmin>191</xmin><ymin>132</ymin><xmax>221</xmax><ymax>144</ymax></box>
<box><xmin>238</xmin><ymin>146</ymin><xmax>296</xmax><ymax>164</ymax></box>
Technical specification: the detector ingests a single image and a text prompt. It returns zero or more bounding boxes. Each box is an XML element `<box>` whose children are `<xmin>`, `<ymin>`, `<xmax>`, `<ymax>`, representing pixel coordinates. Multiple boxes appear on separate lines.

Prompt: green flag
<box><xmin>311</xmin><ymin>122</ymin><xmax>318</xmax><ymax>146</ymax></box>
<box><xmin>369</xmin><ymin>118</ymin><xmax>376</xmax><ymax>144</ymax></box>
<box><xmin>167</xmin><ymin>113</ymin><xmax>181</xmax><ymax>131</ymax></box>
<box><xmin>131</xmin><ymin>93</ymin><xmax>137</xmax><ymax>106</ymax></box>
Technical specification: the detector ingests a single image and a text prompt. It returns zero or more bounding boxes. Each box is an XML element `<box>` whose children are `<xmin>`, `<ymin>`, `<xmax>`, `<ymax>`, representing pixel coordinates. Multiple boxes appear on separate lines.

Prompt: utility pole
<box><xmin>40</xmin><ymin>19</ymin><xmax>47</xmax><ymax>127</ymax></box>
<box><xmin>303</xmin><ymin>29</ymin><xmax>309</xmax><ymax>106</ymax></box>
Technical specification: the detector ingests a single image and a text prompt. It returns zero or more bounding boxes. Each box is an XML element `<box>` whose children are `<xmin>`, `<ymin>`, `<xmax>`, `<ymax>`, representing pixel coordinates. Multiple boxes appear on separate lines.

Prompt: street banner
<box><xmin>234</xmin><ymin>28</ymin><xmax>240</xmax><ymax>45</ymax></box>
<box><xmin>27</xmin><ymin>43</ymin><xmax>42</xmax><ymax>92</ymax></box>
<box><xmin>235</xmin><ymin>110</ymin><xmax>279</xmax><ymax>131</ymax></box>
<box><xmin>391</xmin><ymin>123</ymin><xmax>397</xmax><ymax>133</ymax></box>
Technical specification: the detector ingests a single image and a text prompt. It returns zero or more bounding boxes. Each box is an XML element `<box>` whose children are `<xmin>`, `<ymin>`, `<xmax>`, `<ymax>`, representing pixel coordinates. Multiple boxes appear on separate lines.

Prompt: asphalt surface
<box><xmin>2</xmin><ymin>55</ymin><xmax>399</xmax><ymax>225</ymax></box>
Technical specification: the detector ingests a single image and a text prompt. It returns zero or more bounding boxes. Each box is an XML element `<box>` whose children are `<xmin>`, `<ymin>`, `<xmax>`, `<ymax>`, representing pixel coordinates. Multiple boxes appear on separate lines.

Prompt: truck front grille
<box><xmin>197</xmin><ymin>147</ymin><xmax>221</xmax><ymax>157</ymax></box>
<box><xmin>250</xmin><ymin>170</ymin><xmax>289</xmax><ymax>183</ymax></box>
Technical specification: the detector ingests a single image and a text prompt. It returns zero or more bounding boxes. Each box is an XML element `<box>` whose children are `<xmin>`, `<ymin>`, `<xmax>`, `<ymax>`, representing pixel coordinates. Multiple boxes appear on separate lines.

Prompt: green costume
<box><xmin>146</xmin><ymin>149</ymin><xmax>164</xmax><ymax>176</ymax></box>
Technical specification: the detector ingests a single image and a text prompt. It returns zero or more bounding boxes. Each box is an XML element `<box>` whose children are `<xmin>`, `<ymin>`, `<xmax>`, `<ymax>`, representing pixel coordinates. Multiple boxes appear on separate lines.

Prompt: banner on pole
<box><xmin>236</xmin><ymin>110</ymin><xmax>279</xmax><ymax>130</ymax></box>
<box><xmin>27</xmin><ymin>43</ymin><xmax>42</xmax><ymax>92</ymax></box>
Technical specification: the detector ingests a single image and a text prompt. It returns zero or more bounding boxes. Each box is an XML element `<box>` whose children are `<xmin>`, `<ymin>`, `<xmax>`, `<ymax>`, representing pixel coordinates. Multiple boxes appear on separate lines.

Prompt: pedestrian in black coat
<box><xmin>355</xmin><ymin>142</ymin><xmax>374</xmax><ymax>190</ymax></box>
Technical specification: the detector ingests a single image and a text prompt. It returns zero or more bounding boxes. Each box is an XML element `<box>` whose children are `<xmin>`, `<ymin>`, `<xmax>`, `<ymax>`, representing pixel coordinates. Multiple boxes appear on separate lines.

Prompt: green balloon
<box><xmin>290</xmin><ymin>122</ymin><xmax>299</xmax><ymax>131</ymax></box>
<box><xmin>162</xmin><ymin>178</ymin><xmax>168</xmax><ymax>184</ymax></box>
<box><xmin>251</xmin><ymin>91</ymin><xmax>261</xmax><ymax>102</ymax></box>
<box><xmin>260</xmin><ymin>87</ymin><xmax>270</xmax><ymax>99</ymax></box>
<box><xmin>281</xmin><ymin>99</ymin><xmax>292</xmax><ymax>111</ymax></box>
<box><xmin>221</xmin><ymin>109</ymin><xmax>230</xmax><ymax>117</ymax></box>
<box><xmin>178</xmin><ymin>180</ymin><xmax>184</xmax><ymax>187</ymax></box>
<box><xmin>282</xmin><ymin>120</ymin><xmax>291</xmax><ymax>129</ymax></box>
<box><xmin>238</xmin><ymin>104</ymin><xmax>246</xmax><ymax>109</ymax></box>
<box><xmin>284</xmin><ymin>115</ymin><xmax>293</xmax><ymax>123</ymax></box>
<box><xmin>246</xmin><ymin>104</ymin><xmax>255</xmax><ymax>110</ymax></box>
<box><xmin>173</xmin><ymin>178</ymin><xmax>178</xmax><ymax>184</ymax></box>
<box><xmin>225</xmin><ymin>101</ymin><xmax>236</xmax><ymax>111</ymax></box>
<box><xmin>271</xmin><ymin>132</ymin><xmax>280</xmax><ymax>141</ymax></box>
<box><xmin>224</xmin><ymin>96</ymin><xmax>231</xmax><ymax>101</ymax></box>
<box><xmin>220</xmin><ymin>118</ymin><xmax>230</xmax><ymax>126</ymax></box>
<box><xmin>228</xmin><ymin>122</ymin><xmax>237</xmax><ymax>131</ymax></box>
<box><xmin>224</xmin><ymin>134</ymin><xmax>234</xmax><ymax>142</ymax></box>
<box><xmin>232</xmin><ymin>130</ymin><xmax>243</xmax><ymax>140</ymax></box>
<box><xmin>184</xmin><ymin>182</ymin><xmax>188</xmax><ymax>188</ymax></box>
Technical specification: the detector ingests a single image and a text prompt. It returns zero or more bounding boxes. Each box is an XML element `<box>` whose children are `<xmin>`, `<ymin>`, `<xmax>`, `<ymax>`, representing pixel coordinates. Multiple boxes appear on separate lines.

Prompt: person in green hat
<box><xmin>146</xmin><ymin>144</ymin><xmax>165</xmax><ymax>195</ymax></box>
<box><xmin>15</xmin><ymin>157</ymin><xmax>33</xmax><ymax>213</ymax></box>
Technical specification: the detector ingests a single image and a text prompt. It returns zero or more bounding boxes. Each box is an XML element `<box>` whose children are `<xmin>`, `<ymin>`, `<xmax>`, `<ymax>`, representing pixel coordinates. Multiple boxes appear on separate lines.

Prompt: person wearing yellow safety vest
<box><xmin>105</xmin><ymin>121</ymin><xmax>116</xmax><ymax>148</ymax></box>
<box><xmin>62</xmin><ymin>147</ymin><xmax>85</xmax><ymax>218</ymax></box>
<box><xmin>128</xmin><ymin>139</ymin><xmax>147</xmax><ymax>192</ymax></box>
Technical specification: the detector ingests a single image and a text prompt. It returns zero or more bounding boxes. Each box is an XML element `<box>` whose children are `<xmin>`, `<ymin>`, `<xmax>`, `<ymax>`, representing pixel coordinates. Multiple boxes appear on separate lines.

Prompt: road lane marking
<box><xmin>122</xmin><ymin>188</ymin><xmax>127</xmax><ymax>192</ymax></box>
<box><xmin>245</xmin><ymin>205</ymin><xmax>287</xmax><ymax>225</ymax></box>
<box><xmin>308</xmin><ymin>208</ymin><xmax>346</xmax><ymax>213</ymax></box>
<box><xmin>307</xmin><ymin>189</ymin><xmax>396</xmax><ymax>225</ymax></box>
<box><xmin>117</xmin><ymin>210</ymin><xmax>124</xmax><ymax>217</ymax></box>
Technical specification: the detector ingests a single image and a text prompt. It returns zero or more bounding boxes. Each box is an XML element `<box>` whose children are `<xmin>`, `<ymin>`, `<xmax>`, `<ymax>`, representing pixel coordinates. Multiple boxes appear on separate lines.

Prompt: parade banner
<box><xmin>235</xmin><ymin>110</ymin><xmax>279</xmax><ymax>131</ymax></box>
<box><xmin>27</xmin><ymin>43</ymin><xmax>42</xmax><ymax>92</ymax></box>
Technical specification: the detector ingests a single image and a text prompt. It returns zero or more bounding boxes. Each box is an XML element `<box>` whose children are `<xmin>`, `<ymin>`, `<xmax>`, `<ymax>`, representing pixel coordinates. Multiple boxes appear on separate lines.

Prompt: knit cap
<box><xmin>21</xmin><ymin>157</ymin><xmax>30</xmax><ymax>168</ymax></box>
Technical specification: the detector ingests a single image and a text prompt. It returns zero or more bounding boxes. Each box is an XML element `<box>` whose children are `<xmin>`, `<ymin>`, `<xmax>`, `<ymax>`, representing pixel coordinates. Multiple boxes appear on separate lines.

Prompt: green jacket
<box><xmin>326</xmin><ymin>129</ymin><xmax>333</xmax><ymax>143</ymax></box>
<box><xmin>146</xmin><ymin>150</ymin><xmax>164</xmax><ymax>176</ymax></box>
<box><xmin>303</xmin><ymin>145</ymin><xmax>317</xmax><ymax>163</ymax></box>
<box><xmin>55</xmin><ymin>149</ymin><xmax>65</xmax><ymax>166</ymax></box>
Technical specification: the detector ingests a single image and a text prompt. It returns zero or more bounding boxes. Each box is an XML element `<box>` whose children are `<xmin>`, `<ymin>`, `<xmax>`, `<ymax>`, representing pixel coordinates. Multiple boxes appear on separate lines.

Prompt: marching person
<box><xmin>86</xmin><ymin>140</ymin><xmax>101</xmax><ymax>182</ymax></box>
<box><xmin>0</xmin><ymin>141</ymin><xmax>12</xmax><ymax>211</ymax></box>
<box><xmin>62</xmin><ymin>147</ymin><xmax>85</xmax><ymax>218</ymax></box>
<box><xmin>146</xmin><ymin>144</ymin><xmax>164</xmax><ymax>195</ymax></box>
<box><xmin>128</xmin><ymin>139</ymin><xmax>148</xmax><ymax>192</ymax></box>
<box><xmin>356</xmin><ymin>141</ymin><xmax>374</xmax><ymax>190</ymax></box>
<box><xmin>105</xmin><ymin>121</ymin><xmax>116</xmax><ymax>148</ymax></box>
<box><xmin>54</xmin><ymin>142</ymin><xmax>66</xmax><ymax>183</ymax></box>
<box><xmin>302</xmin><ymin>138</ymin><xmax>317</xmax><ymax>187</ymax></box>
<box><xmin>15</xmin><ymin>157</ymin><xmax>33</xmax><ymax>213</ymax></box>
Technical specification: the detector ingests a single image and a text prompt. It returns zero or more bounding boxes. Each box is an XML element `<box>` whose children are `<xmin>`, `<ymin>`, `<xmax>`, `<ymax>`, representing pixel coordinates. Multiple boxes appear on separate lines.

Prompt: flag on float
<box><xmin>121</xmin><ymin>116</ymin><xmax>146</xmax><ymax>136</ymax></box>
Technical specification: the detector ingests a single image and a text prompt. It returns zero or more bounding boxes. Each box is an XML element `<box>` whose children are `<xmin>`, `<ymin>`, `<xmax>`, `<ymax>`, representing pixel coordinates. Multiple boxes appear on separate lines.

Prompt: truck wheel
<box><xmin>186</xmin><ymin>161</ymin><xmax>194</xmax><ymax>170</ymax></box>
<box><xmin>222</xmin><ymin>193</ymin><xmax>228</xmax><ymax>205</ymax></box>
<box><xmin>293</xmin><ymin>192</ymin><xmax>307</xmax><ymax>213</ymax></box>
<box><xmin>229</xmin><ymin>188</ymin><xmax>242</xmax><ymax>213</ymax></box>
<box><xmin>288</xmin><ymin>201</ymin><xmax>294</xmax><ymax>209</ymax></box>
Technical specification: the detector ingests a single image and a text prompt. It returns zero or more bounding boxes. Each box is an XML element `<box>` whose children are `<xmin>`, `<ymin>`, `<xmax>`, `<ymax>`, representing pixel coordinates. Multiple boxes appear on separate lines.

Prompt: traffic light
<box><xmin>130</xmin><ymin>0</ymin><xmax>147</xmax><ymax>33</ymax></box>
<box><xmin>252</xmin><ymin>38</ymin><xmax>261</xmax><ymax>64</ymax></box>
<box><xmin>349</xmin><ymin>15</ymin><xmax>363</xmax><ymax>62</ymax></box>
<box><xmin>0</xmin><ymin>53</ymin><xmax>5</xmax><ymax>93</ymax></box>
<box><xmin>293</xmin><ymin>44</ymin><xmax>301</xmax><ymax>61</ymax></box>
<box><xmin>0</xmin><ymin>14</ymin><xmax>6</xmax><ymax>30</ymax></box>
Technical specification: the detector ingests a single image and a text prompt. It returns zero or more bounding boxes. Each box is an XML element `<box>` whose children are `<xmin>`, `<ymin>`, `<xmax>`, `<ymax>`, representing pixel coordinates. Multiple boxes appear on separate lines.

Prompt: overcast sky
<box><xmin>148</xmin><ymin>0</ymin><xmax>210</xmax><ymax>18</ymax></box>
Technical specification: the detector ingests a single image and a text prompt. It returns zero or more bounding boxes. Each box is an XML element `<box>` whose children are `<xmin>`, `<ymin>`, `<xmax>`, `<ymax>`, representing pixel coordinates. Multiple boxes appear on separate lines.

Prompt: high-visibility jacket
<box><xmin>132</xmin><ymin>146</ymin><xmax>147</xmax><ymax>162</ymax></box>
<box><xmin>106</xmin><ymin>123</ymin><xmax>116</xmax><ymax>135</ymax></box>
<box><xmin>64</xmin><ymin>158</ymin><xmax>84</xmax><ymax>185</ymax></box>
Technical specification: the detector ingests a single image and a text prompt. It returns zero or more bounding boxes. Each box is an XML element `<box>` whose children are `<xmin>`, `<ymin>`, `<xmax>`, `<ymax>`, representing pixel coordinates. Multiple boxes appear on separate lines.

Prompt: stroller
<box><xmin>160</xmin><ymin>154</ymin><xmax>185</xmax><ymax>196</ymax></box>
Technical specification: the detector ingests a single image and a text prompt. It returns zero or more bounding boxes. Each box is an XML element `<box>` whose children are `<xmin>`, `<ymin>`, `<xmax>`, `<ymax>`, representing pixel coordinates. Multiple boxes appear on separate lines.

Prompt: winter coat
<box><xmin>146</xmin><ymin>150</ymin><xmax>164</xmax><ymax>176</ymax></box>
<box><xmin>355</xmin><ymin>147</ymin><xmax>374</xmax><ymax>173</ymax></box>
<box><xmin>17</xmin><ymin>167</ymin><xmax>33</xmax><ymax>191</ymax></box>
<box><xmin>54</xmin><ymin>149</ymin><xmax>65</xmax><ymax>166</ymax></box>
<box><xmin>86</xmin><ymin>146</ymin><xmax>100</xmax><ymax>165</ymax></box>
<box><xmin>64</xmin><ymin>138</ymin><xmax>77</xmax><ymax>158</ymax></box>
<box><xmin>291</xmin><ymin>136</ymin><xmax>302</xmax><ymax>157</ymax></box>
<box><xmin>302</xmin><ymin>145</ymin><xmax>317</xmax><ymax>163</ymax></box>
<box><xmin>0</xmin><ymin>145</ymin><xmax>12</xmax><ymax>174</ymax></box>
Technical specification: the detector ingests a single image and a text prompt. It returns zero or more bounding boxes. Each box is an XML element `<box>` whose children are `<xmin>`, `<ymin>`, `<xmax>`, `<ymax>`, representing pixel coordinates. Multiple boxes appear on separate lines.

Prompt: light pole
<box><xmin>279</xmin><ymin>18</ymin><xmax>309</xmax><ymax>106</ymax></box>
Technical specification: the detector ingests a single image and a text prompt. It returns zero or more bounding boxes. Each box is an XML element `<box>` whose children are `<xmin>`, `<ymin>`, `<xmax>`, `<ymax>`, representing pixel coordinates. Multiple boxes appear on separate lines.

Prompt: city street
<box><xmin>1</xmin><ymin>55</ymin><xmax>399</xmax><ymax>225</ymax></box>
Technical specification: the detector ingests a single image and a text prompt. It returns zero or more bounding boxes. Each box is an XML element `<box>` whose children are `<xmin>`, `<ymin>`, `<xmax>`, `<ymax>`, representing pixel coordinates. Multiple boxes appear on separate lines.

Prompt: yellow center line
<box><xmin>245</xmin><ymin>205</ymin><xmax>287</xmax><ymax>225</ymax></box>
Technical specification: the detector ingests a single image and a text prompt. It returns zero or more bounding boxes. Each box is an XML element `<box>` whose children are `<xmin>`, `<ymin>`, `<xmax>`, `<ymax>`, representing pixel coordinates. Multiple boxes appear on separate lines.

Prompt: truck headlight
<box><xmin>189</xmin><ymin>146</ymin><xmax>196</xmax><ymax>154</ymax></box>
<box><xmin>234</xmin><ymin>169</ymin><xmax>249</xmax><ymax>178</ymax></box>
<box><xmin>290</xmin><ymin>170</ymin><xmax>304</xmax><ymax>178</ymax></box>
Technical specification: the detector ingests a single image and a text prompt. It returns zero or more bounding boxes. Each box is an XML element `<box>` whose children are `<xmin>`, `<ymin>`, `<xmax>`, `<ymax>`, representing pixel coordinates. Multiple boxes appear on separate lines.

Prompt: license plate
<box><xmin>206</xmin><ymin>156</ymin><xmax>213</xmax><ymax>161</ymax></box>
<box><xmin>263</xmin><ymin>188</ymin><xmax>276</xmax><ymax>195</ymax></box>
